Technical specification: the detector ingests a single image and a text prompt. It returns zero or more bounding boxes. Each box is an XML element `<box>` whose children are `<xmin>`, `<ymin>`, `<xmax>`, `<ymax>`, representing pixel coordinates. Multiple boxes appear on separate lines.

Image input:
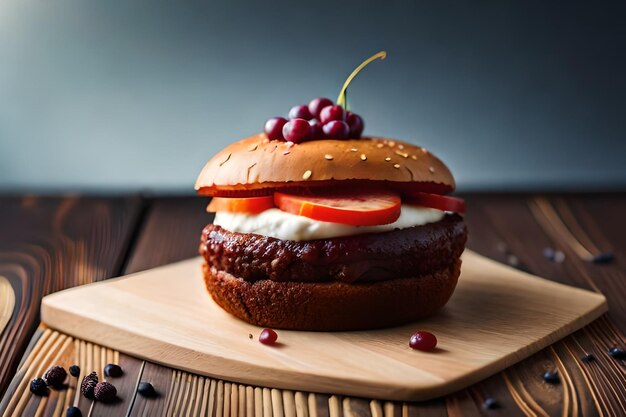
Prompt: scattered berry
<box><xmin>483</xmin><ymin>398</ymin><xmax>499</xmax><ymax>410</ymax></box>
<box><xmin>542</xmin><ymin>370</ymin><xmax>560</xmax><ymax>384</ymax></box>
<box><xmin>137</xmin><ymin>381</ymin><xmax>157</xmax><ymax>398</ymax></box>
<box><xmin>308</xmin><ymin>97</ymin><xmax>333</xmax><ymax>119</ymax></box>
<box><xmin>288</xmin><ymin>105</ymin><xmax>312</xmax><ymax>120</ymax></box>
<box><xmin>104</xmin><ymin>363</ymin><xmax>123</xmax><ymax>378</ymax></box>
<box><xmin>282</xmin><ymin>119</ymin><xmax>311</xmax><ymax>143</ymax></box>
<box><xmin>346</xmin><ymin>112</ymin><xmax>364</xmax><ymax>137</ymax></box>
<box><xmin>409</xmin><ymin>331</ymin><xmax>437</xmax><ymax>351</ymax></box>
<box><xmin>322</xmin><ymin>120</ymin><xmax>349</xmax><ymax>139</ymax></box>
<box><xmin>308</xmin><ymin>119</ymin><xmax>323</xmax><ymax>139</ymax></box>
<box><xmin>543</xmin><ymin>247</ymin><xmax>555</xmax><ymax>260</ymax></box>
<box><xmin>43</xmin><ymin>365</ymin><xmax>67</xmax><ymax>388</ymax></box>
<box><xmin>94</xmin><ymin>381</ymin><xmax>117</xmax><ymax>403</ymax></box>
<box><xmin>592</xmin><ymin>252</ymin><xmax>614</xmax><ymax>264</ymax></box>
<box><xmin>608</xmin><ymin>347</ymin><xmax>626</xmax><ymax>360</ymax></box>
<box><xmin>69</xmin><ymin>365</ymin><xmax>81</xmax><ymax>378</ymax></box>
<box><xmin>30</xmin><ymin>377</ymin><xmax>48</xmax><ymax>396</ymax></box>
<box><xmin>553</xmin><ymin>251</ymin><xmax>565</xmax><ymax>263</ymax></box>
<box><xmin>264</xmin><ymin>117</ymin><xmax>288</xmax><ymax>141</ymax></box>
<box><xmin>319</xmin><ymin>105</ymin><xmax>345</xmax><ymax>124</ymax></box>
<box><xmin>581</xmin><ymin>353</ymin><xmax>595</xmax><ymax>363</ymax></box>
<box><xmin>259</xmin><ymin>328</ymin><xmax>278</xmax><ymax>345</ymax></box>
<box><xmin>66</xmin><ymin>406</ymin><xmax>82</xmax><ymax>417</ymax></box>
<box><xmin>80</xmin><ymin>372</ymin><xmax>98</xmax><ymax>399</ymax></box>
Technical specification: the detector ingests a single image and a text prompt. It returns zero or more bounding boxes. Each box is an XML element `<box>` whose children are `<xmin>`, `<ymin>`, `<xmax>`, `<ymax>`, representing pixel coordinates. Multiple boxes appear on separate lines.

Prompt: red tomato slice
<box><xmin>274</xmin><ymin>190</ymin><xmax>401</xmax><ymax>226</ymax></box>
<box><xmin>207</xmin><ymin>196</ymin><xmax>275</xmax><ymax>214</ymax></box>
<box><xmin>405</xmin><ymin>192</ymin><xmax>465</xmax><ymax>213</ymax></box>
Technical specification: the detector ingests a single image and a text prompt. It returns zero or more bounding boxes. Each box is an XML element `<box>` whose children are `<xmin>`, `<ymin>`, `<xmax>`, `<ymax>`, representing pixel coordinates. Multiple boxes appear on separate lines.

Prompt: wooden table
<box><xmin>0</xmin><ymin>193</ymin><xmax>624</xmax><ymax>417</ymax></box>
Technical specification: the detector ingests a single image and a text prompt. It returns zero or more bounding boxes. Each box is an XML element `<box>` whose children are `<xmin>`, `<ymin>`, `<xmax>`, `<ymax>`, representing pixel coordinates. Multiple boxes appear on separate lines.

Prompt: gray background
<box><xmin>1</xmin><ymin>0</ymin><xmax>625</xmax><ymax>193</ymax></box>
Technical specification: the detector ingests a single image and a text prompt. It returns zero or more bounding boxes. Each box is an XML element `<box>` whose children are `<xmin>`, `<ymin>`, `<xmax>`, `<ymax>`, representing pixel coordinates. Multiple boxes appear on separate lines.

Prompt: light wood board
<box><xmin>40</xmin><ymin>250</ymin><xmax>607</xmax><ymax>401</ymax></box>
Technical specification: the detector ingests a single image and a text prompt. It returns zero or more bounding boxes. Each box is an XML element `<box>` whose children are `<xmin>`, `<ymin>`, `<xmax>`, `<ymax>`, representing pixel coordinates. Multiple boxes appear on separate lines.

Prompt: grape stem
<box><xmin>336</xmin><ymin>51</ymin><xmax>387</xmax><ymax>109</ymax></box>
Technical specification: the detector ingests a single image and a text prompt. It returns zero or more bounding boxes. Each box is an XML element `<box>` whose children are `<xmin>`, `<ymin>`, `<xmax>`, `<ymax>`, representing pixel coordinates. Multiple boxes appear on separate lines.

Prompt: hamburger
<box><xmin>195</xmin><ymin>53</ymin><xmax>467</xmax><ymax>331</ymax></box>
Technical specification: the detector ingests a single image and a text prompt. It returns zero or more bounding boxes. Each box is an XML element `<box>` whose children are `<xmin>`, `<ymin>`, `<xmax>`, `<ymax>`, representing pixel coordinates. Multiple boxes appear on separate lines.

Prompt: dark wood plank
<box><xmin>124</xmin><ymin>196</ymin><xmax>210</xmax><ymax>274</ymax></box>
<box><xmin>0</xmin><ymin>195</ymin><xmax>143</xmax><ymax>401</ymax></box>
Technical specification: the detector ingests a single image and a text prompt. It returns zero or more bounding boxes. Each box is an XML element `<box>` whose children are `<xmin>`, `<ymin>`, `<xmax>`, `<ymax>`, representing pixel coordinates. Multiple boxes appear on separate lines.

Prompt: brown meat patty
<box><xmin>200</xmin><ymin>213</ymin><xmax>467</xmax><ymax>284</ymax></box>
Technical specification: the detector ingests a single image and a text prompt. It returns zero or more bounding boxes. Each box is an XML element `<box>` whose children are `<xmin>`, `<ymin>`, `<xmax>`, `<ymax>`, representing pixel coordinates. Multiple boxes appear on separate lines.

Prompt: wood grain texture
<box><xmin>40</xmin><ymin>251</ymin><xmax>607</xmax><ymax>401</ymax></box>
<box><xmin>0</xmin><ymin>196</ymin><xmax>143</xmax><ymax>398</ymax></box>
<box><xmin>1</xmin><ymin>194</ymin><xmax>626</xmax><ymax>416</ymax></box>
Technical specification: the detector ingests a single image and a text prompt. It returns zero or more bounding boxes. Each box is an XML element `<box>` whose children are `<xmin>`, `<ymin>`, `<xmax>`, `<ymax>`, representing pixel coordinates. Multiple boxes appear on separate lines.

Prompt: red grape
<box><xmin>322</xmin><ymin>120</ymin><xmax>349</xmax><ymax>139</ymax></box>
<box><xmin>308</xmin><ymin>97</ymin><xmax>334</xmax><ymax>119</ymax></box>
<box><xmin>319</xmin><ymin>105</ymin><xmax>345</xmax><ymax>124</ymax></box>
<box><xmin>288</xmin><ymin>105</ymin><xmax>313</xmax><ymax>120</ymax></box>
<box><xmin>309</xmin><ymin>119</ymin><xmax>323</xmax><ymax>139</ymax></box>
<box><xmin>264</xmin><ymin>117</ymin><xmax>287</xmax><ymax>141</ymax></box>
<box><xmin>346</xmin><ymin>112</ymin><xmax>364</xmax><ymax>137</ymax></box>
<box><xmin>282</xmin><ymin>118</ymin><xmax>311</xmax><ymax>143</ymax></box>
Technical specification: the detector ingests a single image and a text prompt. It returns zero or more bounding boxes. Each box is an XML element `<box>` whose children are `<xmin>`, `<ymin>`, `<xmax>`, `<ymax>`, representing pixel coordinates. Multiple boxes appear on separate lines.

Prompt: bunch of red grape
<box><xmin>264</xmin><ymin>97</ymin><xmax>364</xmax><ymax>143</ymax></box>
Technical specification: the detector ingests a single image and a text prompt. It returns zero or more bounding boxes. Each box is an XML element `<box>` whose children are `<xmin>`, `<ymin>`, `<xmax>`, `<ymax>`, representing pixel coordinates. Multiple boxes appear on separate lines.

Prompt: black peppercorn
<box><xmin>483</xmin><ymin>398</ymin><xmax>499</xmax><ymax>410</ymax></box>
<box><xmin>30</xmin><ymin>377</ymin><xmax>48</xmax><ymax>396</ymax></box>
<box><xmin>543</xmin><ymin>370</ymin><xmax>560</xmax><ymax>384</ymax></box>
<box><xmin>80</xmin><ymin>372</ymin><xmax>98</xmax><ymax>399</ymax></box>
<box><xmin>581</xmin><ymin>353</ymin><xmax>595</xmax><ymax>363</ymax></box>
<box><xmin>94</xmin><ymin>381</ymin><xmax>117</xmax><ymax>403</ymax></box>
<box><xmin>608</xmin><ymin>347</ymin><xmax>625</xmax><ymax>360</ymax></box>
<box><xmin>104</xmin><ymin>363</ymin><xmax>123</xmax><ymax>378</ymax></box>
<box><xmin>43</xmin><ymin>365</ymin><xmax>67</xmax><ymax>388</ymax></box>
<box><xmin>66</xmin><ymin>406</ymin><xmax>82</xmax><ymax>417</ymax></box>
<box><xmin>69</xmin><ymin>365</ymin><xmax>81</xmax><ymax>378</ymax></box>
<box><xmin>137</xmin><ymin>382</ymin><xmax>157</xmax><ymax>398</ymax></box>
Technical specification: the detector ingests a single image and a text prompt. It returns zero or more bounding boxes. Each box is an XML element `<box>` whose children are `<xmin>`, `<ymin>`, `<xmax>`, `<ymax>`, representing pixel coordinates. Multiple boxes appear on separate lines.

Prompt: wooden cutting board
<box><xmin>40</xmin><ymin>251</ymin><xmax>607</xmax><ymax>401</ymax></box>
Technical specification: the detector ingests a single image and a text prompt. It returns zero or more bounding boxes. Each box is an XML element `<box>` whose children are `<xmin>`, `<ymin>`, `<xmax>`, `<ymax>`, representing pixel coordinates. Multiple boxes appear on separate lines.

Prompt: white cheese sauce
<box><xmin>213</xmin><ymin>205</ymin><xmax>445</xmax><ymax>241</ymax></box>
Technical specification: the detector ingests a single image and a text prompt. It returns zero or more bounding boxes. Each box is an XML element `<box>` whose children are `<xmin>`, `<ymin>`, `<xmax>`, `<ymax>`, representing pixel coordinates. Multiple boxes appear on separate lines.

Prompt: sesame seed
<box><xmin>398</xmin><ymin>144</ymin><xmax>404</xmax><ymax>150</ymax></box>
<box><xmin>360</xmin><ymin>154</ymin><xmax>367</xmax><ymax>161</ymax></box>
<box><xmin>429</xmin><ymin>166</ymin><xmax>435</xmax><ymax>173</ymax></box>
<box><xmin>351</xmin><ymin>148</ymin><xmax>358</xmax><ymax>152</ymax></box>
<box><xmin>385</xmin><ymin>157</ymin><xmax>392</xmax><ymax>162</ymax></box>
<box><xmin>393</xmin><ymin>164</ymin><xmax>400</xmax><ymax>169</ymax></box>
<box><xmin>395</xmin><ymin>150</ymin><xmax>409</xmax><ymax>158</ymax></box>
<box><xmin>388</xmin><ymin>141</ymin><xmax>396</xmax><ymax>147</ymax></box>
<box><xmin>411</xmin><ymin>155</ymin><xmax>417</xmax><ymax>160</ymax></box>
<box><xmin>324</xmin><ymin>154</ymin><xmax>333</xmax><ymax>160</ymax></box>
<box><xmin>376</xmin><ymin>143</ymin><xmax>384</xmax><ymax>148</ymax></box>
<box><xmin>421</xmin><ymin>148</ymin><xmax>428</xmax><ymax>154</ymax></box>
<box><xmin>302</xmin><ymin>170</ymin><xmax>312</xmax><ymax>180</ymax></box>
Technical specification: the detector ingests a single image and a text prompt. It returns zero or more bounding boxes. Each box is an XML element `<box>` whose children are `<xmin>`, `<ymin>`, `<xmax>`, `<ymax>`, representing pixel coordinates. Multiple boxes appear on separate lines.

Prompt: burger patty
<box><xmin>200</xmin><ymin>213</ymin><xmax>467</xmax><ymax>284</ymax></box>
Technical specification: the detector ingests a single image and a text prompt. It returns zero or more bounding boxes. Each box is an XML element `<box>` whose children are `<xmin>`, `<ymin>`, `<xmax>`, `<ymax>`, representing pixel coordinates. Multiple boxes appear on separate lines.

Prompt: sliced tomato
<box><xmin>405</xmin><ymin>192</ymin><xmax>465</xmax><ymax>213</ymax></box>
<box><xmin>274</xmin><ymin>190</ymin><xmax>401</xmax><ymax>226</ymax></box>
<box><xmin>207</xmin><ymin>196</ymin><xmax>275</xmax><ymax>214</ymax></box>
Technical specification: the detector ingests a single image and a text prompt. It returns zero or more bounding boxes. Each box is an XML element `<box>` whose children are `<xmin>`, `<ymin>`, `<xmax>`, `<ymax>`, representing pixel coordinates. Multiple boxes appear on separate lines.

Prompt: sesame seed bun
<box><xmin>195</xmin><ymin>134</ymin><xmax>455</xmax><ymax>196</ymax></box>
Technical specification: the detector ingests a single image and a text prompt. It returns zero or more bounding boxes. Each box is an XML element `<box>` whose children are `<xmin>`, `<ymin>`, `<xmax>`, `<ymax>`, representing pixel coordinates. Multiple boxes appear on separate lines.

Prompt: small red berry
<box><xmin>322</xmin><ymin>120</ymin><xmax>349</xmax><ymax>139</ymax></box>
<box><xmin>264</xmin><ymin>117</ymin><xmax>288</xmax><ymax>141</ymax></box>
<box><xmin>346</xmin><ymin>112</ymin><xmax>364</xmax><ymax>137</ymax></box>
<box><xmin>282</xmin><ymin>119</ymin><xmax>311</xmax><ymax>143</ymax></box>
<box><xmin>309</xmin><ymin>119</ymin><xmax>323</xmax><ymax>139</ymax></box>
<box><xmin>259</xmin><ymin>328</ymin><xmax>278</xmax><ymax>345</ymax></box>
<box><xmin>308</xmin><ymin>97</ymin><xmax>333</xmax><ymax>118</ymax></box>
<box><xmin>409</xmin><ymin>331</ymin><xmax>437</xmax><ymax>351</ymax></box>
<box><xmin>319</xmin><ymin>105</ymin><xmax>345</xmax><ymax>124</ymax></box>
<box><xmin>288</xmin><ymin>105</ymin><xmax>313</xmax><ymax>120</ymax></box>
